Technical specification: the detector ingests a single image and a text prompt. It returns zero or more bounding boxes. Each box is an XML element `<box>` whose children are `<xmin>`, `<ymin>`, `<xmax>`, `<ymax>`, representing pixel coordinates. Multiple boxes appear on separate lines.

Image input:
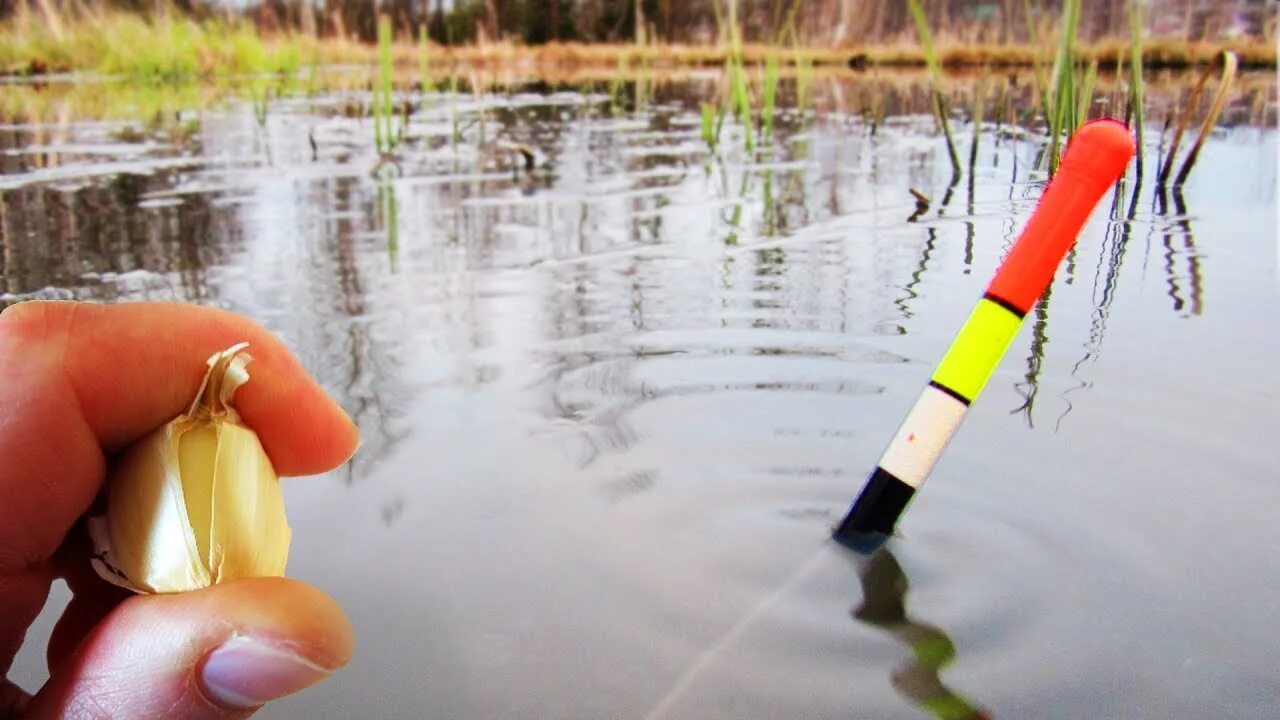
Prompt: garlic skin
<box><xmin>90</xmin><ymin>343</ymin><xmax>292</xmax><ymax>594</ymax></box>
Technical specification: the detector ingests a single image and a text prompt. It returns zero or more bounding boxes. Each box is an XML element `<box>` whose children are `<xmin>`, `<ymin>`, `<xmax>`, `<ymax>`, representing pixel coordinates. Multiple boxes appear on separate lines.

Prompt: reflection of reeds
<box><xmin>1160</xmin><ymin>188</ymin><xmax>1202</xmax><ymax>316</ymax></box>
<box><xmin>894</xmin><ymin>227</ymin><xmax>938</xmax><ymax>320</ymax></box>
<box><xmin>1011</xmin><ymin>287</ymin><xmax>1051</xmax><ymax>427</ymax></box>
<box><xmin>374</xmin><ymin>179</ymin><xmax>400</xmax><ymax>264</ymax></box>
<box><xmin>1057</xmin><ymin>188</ymin><xmax>1138</xmax><ymax>428</ymax></box>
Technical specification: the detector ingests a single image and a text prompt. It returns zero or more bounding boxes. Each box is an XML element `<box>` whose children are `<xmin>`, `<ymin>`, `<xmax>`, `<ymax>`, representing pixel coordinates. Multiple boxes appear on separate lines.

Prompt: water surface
<box><xmin>3</xmin><ymin>72</ymin><xmax>1278</xmax><ymax>719</ymax></box>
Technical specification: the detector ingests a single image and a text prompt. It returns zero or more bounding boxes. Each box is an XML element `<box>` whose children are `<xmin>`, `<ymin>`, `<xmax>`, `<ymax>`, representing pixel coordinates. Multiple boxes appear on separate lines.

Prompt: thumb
<box><xmin>25</xmin><ymin>578</ymin><xmax>353</xmax><ymax>719</ymax></box>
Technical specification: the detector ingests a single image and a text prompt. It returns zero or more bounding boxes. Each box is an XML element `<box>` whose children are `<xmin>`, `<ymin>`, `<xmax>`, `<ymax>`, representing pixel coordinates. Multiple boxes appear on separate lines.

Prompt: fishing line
<box><xmin>641</xmin><ymin>544</ymin><xmax>832</xmax><ymax>720</ymax></box>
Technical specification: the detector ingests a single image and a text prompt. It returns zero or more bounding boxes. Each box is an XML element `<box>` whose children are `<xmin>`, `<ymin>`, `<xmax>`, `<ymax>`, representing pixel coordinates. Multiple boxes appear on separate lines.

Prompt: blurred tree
<box><xmin>0</xmin><ymin>0</ymin><xmax>1264</xmax><ymax>45</ymax></box>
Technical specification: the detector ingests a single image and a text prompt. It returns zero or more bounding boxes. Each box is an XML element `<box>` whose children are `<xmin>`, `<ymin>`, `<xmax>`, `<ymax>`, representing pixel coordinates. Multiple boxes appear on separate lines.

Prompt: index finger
<box><xmin>0</xmin><ymin>301</ymin><xmax>359</xmax><ymax>572</ymax></box>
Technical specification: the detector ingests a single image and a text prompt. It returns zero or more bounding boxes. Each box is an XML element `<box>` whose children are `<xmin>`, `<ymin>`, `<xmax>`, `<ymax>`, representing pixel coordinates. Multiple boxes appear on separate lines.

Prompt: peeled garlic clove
<box><xmin>90</xmin><ymin>343</ymin><xmax>292</xmax><ymax>594</ymax></box>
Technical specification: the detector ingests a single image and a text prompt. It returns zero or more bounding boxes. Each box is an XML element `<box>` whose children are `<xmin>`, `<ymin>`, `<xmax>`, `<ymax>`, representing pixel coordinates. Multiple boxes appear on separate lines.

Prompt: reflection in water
<box><xmin>895</xmin><ymin>226</ymin><xmax>938</xmax><ymax>324</ymax></box>
<box><xmin>376</xmin><ymin>179</ymin><xmax>400</xmax><ymax>259</ymax></box>
<box><xmin>1010</xmin><ymin>288</ymin><xmax>1051</xmax><ymax>428</ymax></box>
<box><xmin>854</xmin><ymin>549</ymin><xmax>992</xmax><ymax>720</ymax></box>
<box><xmin>1059</xmin><ymin>177</ymin><xmax>1142</xmax><ymax>427</ymax></box>
<box><xmin>0</xmin><ymin>166</ymin><xmax>221</xmax><ymax>305</ymax></box>
<box><xmin>1157</xmin><ymin>187</ymin><xmax>1203</xmax><ymax>317</ymax></box>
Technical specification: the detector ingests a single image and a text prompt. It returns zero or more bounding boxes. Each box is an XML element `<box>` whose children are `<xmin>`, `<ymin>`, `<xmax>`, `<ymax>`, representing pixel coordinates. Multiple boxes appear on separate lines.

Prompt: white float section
<box><xmin>876</xmin><ymin>385</ymin><xmax>970</xmax><ymax>488</ymax></box>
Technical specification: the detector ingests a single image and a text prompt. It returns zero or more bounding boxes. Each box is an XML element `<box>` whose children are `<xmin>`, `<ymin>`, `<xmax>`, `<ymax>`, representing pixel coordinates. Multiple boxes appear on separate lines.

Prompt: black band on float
<box><xmin>927</xmin><ymin>379</ymin><xmax>972</xmax><ymax>406</ymax></box>
<box><xmin>833</xmin><ymin>466</ymin><xmax>915</xmax><ymax>550</ymax></box>
<box><xmin>981</xmin><ymin>291</ymin><xmax>1028</xmax><ymax>320</ymax></box>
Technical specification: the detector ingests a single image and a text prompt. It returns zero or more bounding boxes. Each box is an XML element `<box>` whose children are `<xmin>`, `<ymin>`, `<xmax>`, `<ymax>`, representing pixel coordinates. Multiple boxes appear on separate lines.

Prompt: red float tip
<box><xmin>1059</xmin><ymin>118</ymin><xmax>1137</xmax><ymax>187</ymax></box>
<box><xmin>985</xmin><ymin>118</ymin><xmax>1136</xmax><ymax>314</ymax></box>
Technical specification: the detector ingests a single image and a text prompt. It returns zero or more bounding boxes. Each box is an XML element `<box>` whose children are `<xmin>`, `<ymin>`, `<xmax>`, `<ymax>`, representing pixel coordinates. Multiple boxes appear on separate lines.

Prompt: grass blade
<box><xmin>1173</xmin><ymin>51</ymin><xmax>1238</xmax><ymax>186</ymax></box>
<box><xmin>907</xmin><ymin>0</ymin><xmax>960</xmax><ymax>178</ymax></box>
<box><xmin>418</xmin><ymin>23</ymin><xmax>432</xmax><ymax>95</ymax></box>
<box><xmin>1128</xmin><ymin>0</ymin><xmax>1145</xmax><ymax>176</ymax></box>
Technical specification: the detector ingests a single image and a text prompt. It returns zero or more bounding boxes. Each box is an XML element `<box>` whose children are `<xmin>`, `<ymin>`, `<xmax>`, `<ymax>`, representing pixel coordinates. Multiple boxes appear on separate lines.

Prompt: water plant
<box><xmin>376</xmin><ymin>180</ymin><xmax>400</xmax><ymax>262</ymax></box>
<box><xmin>790</xmin><ymin>28</ymin><xmax>813</xmax><ymax>114</ymax></box>
<box><xmin>1023</xmin><ymin>0</ymin><xmax>1054</xmax><ymax>131</ymax></box>
<box><xmin>968</xmin><ymin>74</ymin><xmax>986</xmax><ymax>176</ymax></box>
<box><xmin>373</xmin><ymin>14</ymin><xmax>405</xmax><ymax>156</ymax></box>
<box><xmin>759</xmin><ymin>51</ymin><xmax>780</xmax><ymax>148</ymax></box>
<box><xmin>1160</xmin><ymin>51</ymin><xmax>1239</xmax><ymax>187</ymax></box>
<box><xmin>907</xmin><ymin>0</ymin><xmax>961</xmax><ymax>181</ymax></box>
<box><xmin>250</xmin><ymin>82</ymin><xmax>269</xmax><ymax>129</ymax></box>
<box><xmin>0</xmin><ymin>9</ymin><xmax>304</xmax><ymax>80</ymax></box>
<box><xmin>1128</xmin><ymin>0</ymin><xmax>1145</xmax><ymax>175</ymax></box>
<box><xmin>1046</xmin><ymin>0</ymin><xmax>1082</xmax><ymax>175</ymax></box>
<box><xmin>700</xmin><ymin>102</ymin><xmax>720</xmax><ymax>151</ymax></box>
<box><xmin>419</xmin><ymin>23</ymin><xmax>434</xmax><ymax>95</ymax></box>
<box><xmin>727</xmin><ymin>0</ymin><xmax>754</xmax><ymax>153</ymax></box>
<box><xmin>608</xmin><ymin>50</ymin><xmax>629</xmax><ymax>116</ymax></box>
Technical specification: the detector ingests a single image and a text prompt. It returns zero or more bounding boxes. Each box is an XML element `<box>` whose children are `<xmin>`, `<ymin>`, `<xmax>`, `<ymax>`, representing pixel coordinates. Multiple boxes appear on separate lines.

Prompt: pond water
<box><xmin>3</xmin><ymin>71</ymin><xmax>1278</xmax><ymax>718</ymax></box>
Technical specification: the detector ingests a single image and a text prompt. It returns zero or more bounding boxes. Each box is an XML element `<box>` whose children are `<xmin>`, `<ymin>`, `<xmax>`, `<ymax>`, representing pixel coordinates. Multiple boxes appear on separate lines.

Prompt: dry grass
<box><xmin>337</xmin><ymin>36</ymin><xmax>1274</xmax><ymax>73</ymax></box>
<box><xmin>1</xmin><ymin>8</ymin><xmax>1272</xmax><ymax>79</ymax></box>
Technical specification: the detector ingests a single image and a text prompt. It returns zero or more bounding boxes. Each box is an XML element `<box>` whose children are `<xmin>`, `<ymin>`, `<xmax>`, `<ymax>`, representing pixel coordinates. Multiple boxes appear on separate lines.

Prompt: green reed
<box><xmin>1076</xmin><ymin>59</ymin><xmax>1098</xmax><ymax>127</ymax></box>
<box><xmin>609</xmin><ymin>50</ymin><xmax>628</xmax><ymax>115</ymax></box>
<box><xmin>1162</xmin><ymin>53</ymin><xmax>1239</xmax><ymax>188</ymax></box>
<box><xmin>701</xmin><ymin>102</ymin><xmax>718</xmax><ymax>150</ymax></box>
<box><xmin>760</xmin><ymin>51</ymin><xmax>780</xmax><ymax>147</ymax></box>
<box><xmin>1023</xmin><ymin>0</ymin><xmax>1053</xmax><ymax>131</ymax></box>
<box><xmin>968</xmin><ymin>74</ymin><xmax>985</xmax><ymax>175</ymax></box>
<box><xmin>791</xmin><ymin>27</ymin><xmax>813</xmax><ymax>113</ymax></box>
<box><xmin>1127</xmin><ymin>0</ymin><xmax>1145</xmax><ymax>175</ymax></box>
<box><xmin>1046</xmin><ymin>0</ymin><xmax>1081</xmax><ymax>175</ymax></box>
<box><xmin>252</xmin><ymin>87</ymin><xmax>270</xmax><ymax>129</ymax></box>
<box><xmin>418</xmin><ymin>23</ymin><xmax>433</xmax><ymax>95</ymax></box>
<box><xmin>373</xmin><ymin>14</ymin><xmax>400</xmax><ymax>155</ymax></box>
<box><xmin>727</xmin><ymin>0</ymin><xmax>754</xmax><ymax>153</ymax></box>
<box><xmin>907</xmin><ymin>0</ymin><xmax>961</xmax><ymax>180</ymax></box>
<box><xmin>0</xmin><ymin>10</ymin><xmax>303</xmax><ymax>81</ymax></box>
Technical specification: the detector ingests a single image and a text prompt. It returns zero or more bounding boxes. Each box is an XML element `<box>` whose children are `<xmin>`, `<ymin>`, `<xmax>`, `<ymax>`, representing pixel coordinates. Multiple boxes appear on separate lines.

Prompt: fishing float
<box><xmin>834</xmin><ymin>118</ymin><xmax>1136</xmax><ymax>554</ymax></box>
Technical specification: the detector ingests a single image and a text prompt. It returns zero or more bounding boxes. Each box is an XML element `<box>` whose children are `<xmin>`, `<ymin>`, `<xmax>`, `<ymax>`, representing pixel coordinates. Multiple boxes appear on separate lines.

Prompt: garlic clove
<box><xmin>206</xmin><ymin>420</ymin><xmax>291</xmax><ymax>583</ymax></box>
<box><xmin>94</xmin><ymin>423</ymin><xmax>211</xmax><ymax>594</ymax></box>
<box><xmin>90</xmin><ymin>343</ymin><xmax>291</xmax><ymax>594</ymax></box>
<box><xmin>178</xmin><ymin>423</ymin><xmax>219</xmax><ymax>572</ymax></box>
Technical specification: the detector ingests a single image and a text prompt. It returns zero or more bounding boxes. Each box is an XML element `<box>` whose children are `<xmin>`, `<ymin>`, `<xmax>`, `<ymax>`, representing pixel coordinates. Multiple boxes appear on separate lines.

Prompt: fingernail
<box><xmin>200</xmin><ymin>635</ymin><xmax>332</xmax><ymax>709</ymax></box>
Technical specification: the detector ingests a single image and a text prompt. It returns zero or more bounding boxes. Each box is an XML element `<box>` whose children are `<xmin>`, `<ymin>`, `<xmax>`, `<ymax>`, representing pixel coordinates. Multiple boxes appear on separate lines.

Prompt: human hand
<box><xmin>0</xmin><ymin>301</ymin><xmax>359</xmax><ymax>719</ymax></box>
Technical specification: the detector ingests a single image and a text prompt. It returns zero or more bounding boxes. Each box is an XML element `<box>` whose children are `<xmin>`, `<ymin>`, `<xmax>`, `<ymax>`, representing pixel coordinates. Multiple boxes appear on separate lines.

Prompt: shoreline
<box><xmin>2</xmin><ymin>29</ymin><xmax>1273</xmax><ymax>79</ymax></box>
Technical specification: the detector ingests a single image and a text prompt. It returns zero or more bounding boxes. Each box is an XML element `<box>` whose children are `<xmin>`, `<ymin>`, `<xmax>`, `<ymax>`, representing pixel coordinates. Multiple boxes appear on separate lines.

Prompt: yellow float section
<box><xmin>930</xmin><ymin>298</ymin><xmax>1024</xmax><ymax>402</ymax></box>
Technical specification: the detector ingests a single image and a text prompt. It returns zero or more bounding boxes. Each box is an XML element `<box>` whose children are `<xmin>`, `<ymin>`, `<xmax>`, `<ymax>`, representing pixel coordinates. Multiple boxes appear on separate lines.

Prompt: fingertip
<box><xmin>29</xmin><ymin>300</ymin><xmax>360</xmax><ymax>475</ymax></box>
<box><xmin>205</xmin><ymin>578</ymin><xmax>356</xmax><ymax>670</ymax></box>
<box><xmin>28</xmin><ymin>578</ymin><xmax>354</xmax><ymax>719</ymax></box>
<box><xmin>242</xmin><ymin>386</ymin><xmax>361</xmax><ymax>478</ymax></box>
